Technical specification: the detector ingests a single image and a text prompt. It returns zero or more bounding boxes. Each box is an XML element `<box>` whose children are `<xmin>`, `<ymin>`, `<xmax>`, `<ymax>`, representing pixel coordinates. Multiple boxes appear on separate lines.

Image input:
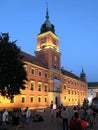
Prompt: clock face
<box><xmin>41</xmin><ymin>37</ymin><xmax>46</xmax><ymax>43</ymax></box>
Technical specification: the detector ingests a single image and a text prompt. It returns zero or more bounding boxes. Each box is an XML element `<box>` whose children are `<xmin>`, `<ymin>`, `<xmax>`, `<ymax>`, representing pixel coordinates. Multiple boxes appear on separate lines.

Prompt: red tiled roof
<box><xmin>61</xmin><ymin>69</ymin><xmax>85</xmax><ymax>81</ymax></box>
<box><xmin>20</xmin><ymin>51</ymin><xmax>48</xmax><ymax>68</ymax></box>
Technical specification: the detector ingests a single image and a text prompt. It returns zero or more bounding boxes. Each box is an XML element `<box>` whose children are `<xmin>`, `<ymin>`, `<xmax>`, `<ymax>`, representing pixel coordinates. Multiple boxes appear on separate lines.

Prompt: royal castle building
<box><xmin>0</xmin><ymin>8</ymin><xmax>88</xmax><ymax>110</ymax></box>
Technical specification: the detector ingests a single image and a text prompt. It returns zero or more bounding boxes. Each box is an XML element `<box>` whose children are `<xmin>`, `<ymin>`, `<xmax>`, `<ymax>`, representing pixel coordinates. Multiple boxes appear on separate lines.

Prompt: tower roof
<box><xmin>80</xmin><ymin>68</ymin><xmax>86</xmax><ymax>82</ymax></box>
<box><xmin>40</xmin><ymin>6</ymin><xmax>55</xmax><ymax>34</ymax></box>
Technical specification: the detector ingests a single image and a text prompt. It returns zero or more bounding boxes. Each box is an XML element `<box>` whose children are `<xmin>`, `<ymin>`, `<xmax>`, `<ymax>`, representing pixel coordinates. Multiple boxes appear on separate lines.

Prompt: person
<box><xmin>69</xmin><ymin>111</ymin><xmax>89</xmax><ymax>130</ymax></box>
<box><xmin>25</xmin><ymin>107</ymin><xmax>31</xmax><ymax>124</ymax></box>
<box><xmin>2</xmin><ymin>109</ymin><xmax>9</xmax><ymax>126</ymax></box>
<box><xmin>50</xmin><ymin>108</ymin><xmax>55</xmax><ymax>121</ymax></box>
<box><xmin>72</xmin><ymin>106</ymin><xmax>78</xmax><ymax>119</ymax></box>
<box><xmin>21</xmin><ymin>109</ymin><xmax>26</xmax><ymax>127</ymax></box>
<box><xmin>12</xmin><ymin>108</ymin><xmax>20</xmax><ymax>130</ymax></box>
<box><xmin>79</xmin><ymin>107</ymin><xmax>85</xmax><ymax>120</ymax></box>
<box><xmin>61</xmin><ymin>107</ymin><xmax>69</xmax><ymax>130</ymax></box>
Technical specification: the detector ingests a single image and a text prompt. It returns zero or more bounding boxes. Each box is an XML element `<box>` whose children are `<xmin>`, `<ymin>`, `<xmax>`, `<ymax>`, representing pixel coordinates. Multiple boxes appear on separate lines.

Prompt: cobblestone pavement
<box><xmin>1</xmin><ymin>107</ymin><xmax>98</xmax><ymax>130</ymax></box>
<box><xmin>3</xmin><ymin>108</ymin><xmax>67</xmax><ymax>130</ymax></box>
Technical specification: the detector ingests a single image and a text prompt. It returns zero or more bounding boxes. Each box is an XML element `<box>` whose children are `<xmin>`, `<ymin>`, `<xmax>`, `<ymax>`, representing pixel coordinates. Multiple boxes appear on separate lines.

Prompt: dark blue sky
<box><xmin>0</xmin><ymin>0</ymin><xmax>98</xmax><ymax>82</ymax></box>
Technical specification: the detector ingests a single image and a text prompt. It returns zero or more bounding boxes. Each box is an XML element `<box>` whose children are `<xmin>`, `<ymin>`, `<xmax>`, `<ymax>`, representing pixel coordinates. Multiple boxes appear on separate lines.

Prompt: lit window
<box><xmin>64</xmin><ymin>84</ymin><xmax>66</xmax><ymax>89</ymax></box>
<box><xmin>68</xmin><ymin>89</ymin><xmax>70</xmax><ymax>94</ymax></box>
<box><xmin>30</xmin><ymin>96</ymin><xmax>34</xmax><ymax>102</ymax></box>
<box><xmin>38</xmin><ymin>84</ymin><xmax>41</xmax><ymax>91</ymax></box>
<box><xmin>30</xmin><ymin>82</ymin><xmax>34</xmax><ymax>90</ymax></box>
<box><xmin>45</xmin><ymin>85</ymin><xmax>48</xmax><ymax>92</ymax></box>
<box><xmin>64</xmin><ymin>95</ymin><xmax>66</xmax><ymax>100</ymax></box>
<box><xmin>21</xmin><ymin>96</ymin><xmax>25</xmax><ymax>103</ymax></box>
<box><xmin>72</xmin><ymin>90</ymin><xmax>74</xmax><ymax>95</ymax></box>
<box><xmin>45</xmin><ymin>97</ymin><xmax>47</xmax><ymax>102</ymax></box>
<box><xmin>38</xmin><ymin>97</ymin><xmax>41</xmax><ymax>102</ymax></box>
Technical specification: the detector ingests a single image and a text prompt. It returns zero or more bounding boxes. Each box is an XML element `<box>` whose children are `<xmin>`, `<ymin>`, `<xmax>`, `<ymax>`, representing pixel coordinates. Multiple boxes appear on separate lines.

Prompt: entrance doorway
<box><xmin>55</xmin><ymin>97</ymin><xmax>58</xmax><ymax>105</ymax></box>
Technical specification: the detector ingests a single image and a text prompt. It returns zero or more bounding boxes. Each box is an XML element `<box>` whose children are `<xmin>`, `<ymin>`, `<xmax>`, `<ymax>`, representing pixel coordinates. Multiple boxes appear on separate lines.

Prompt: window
<box><xmin>64</xmin><ymin>95</ymin><xmax>66</xmax><ymax>100</ymax></box>
<box><xmin>21</xmin><ymin>96</ymin><xmax>25</xmax><ymax>103</ymax></box>
<box><xmin>30</xmin><ymin>82</ymin><xmax>34</xmax><ymax>90</ymax></box>
<box><xmin>68</xmin><ymin>81</ymin><xmax>70</xmax><ymax>83</ymax></box>
<box><xmin>30</xmin><ymin>96</ymin><xmax>34</xmax><ymax>102</ymax></box>
<box><xmin>38</xmin><ymin>84</ymin><xmax>41</xmax><ymax>91</ymax></box>
<box><xmin>38</xmin><ymin>97</ymin><xmax>41</xmax><ymax>102</ymax></box>
<box><xmin>45</xmin><ymin>84</ymin><xmax>48</xmax><ymax>92</ymax></box>
<box><xmin>45</xmin><ymin>72</ymin><xmax>48</xmax><ymax>78</ymax></box>
<box><xmin>68</xmin><ymin>89</ymin><xmax>70</xmax><ymax>94</ymax></box>
<box><xmin>64</xmin><ymin>78</ymin><xmax>66</xmax><ymax>81</ymax></box>
<box><xmin>39</xmin><ymin>71</ymin><xmax>42</xmax><ymax>76</ymax></box>
<box><xmin>32</xmin><ymin>68</ymin><xmax>35</xmax><ymax>74</ymax></box>
<box><xmin>64</xmin><ymin>84</ymin><xmax>66</xmax><ymax>89</ymax></box>
<box><xmin>72</xmin><ymin>90</ymin><xmax>74</xmax><ymax>95</ymax></box>
<box><xmin>44</xmin><ymin>97</ymin><xmax>47</xmax><ymax>102</ymax></box>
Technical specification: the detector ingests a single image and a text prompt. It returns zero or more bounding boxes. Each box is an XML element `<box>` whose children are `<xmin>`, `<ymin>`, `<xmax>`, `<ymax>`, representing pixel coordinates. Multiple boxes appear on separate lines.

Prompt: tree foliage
<box><xmin>0</xmin><ymin>33</ymin><xmax>27</xmax><ymax>99</ymax></box>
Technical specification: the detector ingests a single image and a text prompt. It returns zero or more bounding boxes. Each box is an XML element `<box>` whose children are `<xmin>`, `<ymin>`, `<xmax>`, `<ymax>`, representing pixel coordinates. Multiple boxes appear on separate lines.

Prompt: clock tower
<box><xmin>35</xmin><ymin>7</ymin><xmax>61</xmax><ymax>70</ymax></box>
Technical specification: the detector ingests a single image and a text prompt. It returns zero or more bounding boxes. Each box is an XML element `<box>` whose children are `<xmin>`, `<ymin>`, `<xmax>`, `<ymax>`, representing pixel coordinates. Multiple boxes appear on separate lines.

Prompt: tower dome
<box><xmin>40</xmin><ymin>6</ymin><xmax>55</xmax><ymax>34</ymax></box>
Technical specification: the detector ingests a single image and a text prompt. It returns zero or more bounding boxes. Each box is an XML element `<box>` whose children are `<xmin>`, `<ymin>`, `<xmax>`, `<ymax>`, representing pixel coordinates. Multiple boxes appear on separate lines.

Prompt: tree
<box><xmin>0</xmin><ymin>33</ymin><xmax>27</xmax><ymax>99</ymax></box>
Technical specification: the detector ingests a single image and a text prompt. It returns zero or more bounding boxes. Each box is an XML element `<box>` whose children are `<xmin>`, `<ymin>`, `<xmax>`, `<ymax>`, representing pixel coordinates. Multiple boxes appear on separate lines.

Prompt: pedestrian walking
<box><xmin>50</xmin><ymin>108</ymin><xmax>55</xmax><ymax>121</ymax></box>
<box><xmin>2</xmin><ymin>109</ymin><xmax>9</xmax><ymax>126</ymax></box>
<box><xmin>21</xmin><ymin>109</ymin><xmax>26</xmax><ymax>127</ymax></box>
<box><xmin>61</xmin><ymin>107</ymin><xmax>69</xmax><ymax>130</ymax></box>
<box><xmin>25</xmin><ymin>107</ymin><xmax>31</xmax><ymax>124</ymax></box>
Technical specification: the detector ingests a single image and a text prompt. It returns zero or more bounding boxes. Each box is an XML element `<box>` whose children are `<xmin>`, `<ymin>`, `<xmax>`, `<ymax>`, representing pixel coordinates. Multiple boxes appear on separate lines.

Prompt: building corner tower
<box><xmin>35</xmin><ymin>6</ymin><xmax>61</xmax><ymax>70</ymax></box>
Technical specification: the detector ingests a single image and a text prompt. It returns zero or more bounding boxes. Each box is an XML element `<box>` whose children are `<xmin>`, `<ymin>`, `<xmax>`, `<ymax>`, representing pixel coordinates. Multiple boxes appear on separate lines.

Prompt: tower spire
<box><xmin>46</xmin><ymin>3</ymin><xmax>49</xmax><ymax>20</ymax></box>
<box><xmin>40</xmin><ymin>3</ymin><xmax>55</xmax><ymax>34</ymax></box>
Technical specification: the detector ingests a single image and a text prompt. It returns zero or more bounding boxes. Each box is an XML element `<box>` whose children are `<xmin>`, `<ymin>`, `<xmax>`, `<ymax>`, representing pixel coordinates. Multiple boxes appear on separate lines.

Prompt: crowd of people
<box><xmin>0</xmin><ymin>106</ymin><xmax>44</xmax><ymax>130</ymax></box>
<box><xmin>50</xmin><ymin>103</ymin><xmax>98</xmax><ymax>130</ymax></box>
<box><xmin>0</xmin><ymin>107</ymin><xmax>32</xmax><ymax>130</ymax></box>
<box><xmin>0</xmin><ymin>104</ymin><xmax>98</xmax><ymax>130</ymax></box>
